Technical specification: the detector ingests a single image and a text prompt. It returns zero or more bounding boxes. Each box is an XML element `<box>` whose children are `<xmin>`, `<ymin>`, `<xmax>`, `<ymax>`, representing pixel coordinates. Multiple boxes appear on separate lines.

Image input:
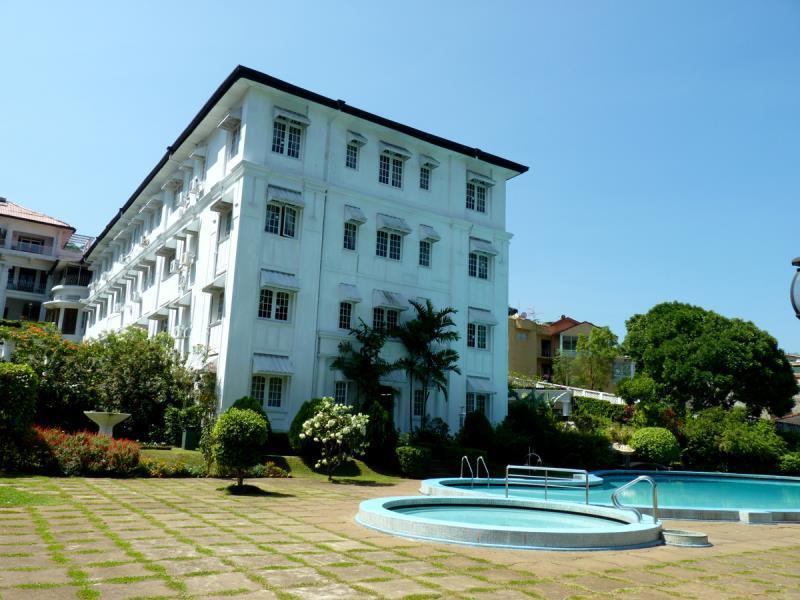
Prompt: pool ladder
<box><xmin>610</xmin><ymin>475</ymin><xmax>659</xmax><ymax>523</ymax></box>
<box><xmin>460</xmin><ymin>455</ymin><xmax>491</xmax><ymax>488</ymax></box>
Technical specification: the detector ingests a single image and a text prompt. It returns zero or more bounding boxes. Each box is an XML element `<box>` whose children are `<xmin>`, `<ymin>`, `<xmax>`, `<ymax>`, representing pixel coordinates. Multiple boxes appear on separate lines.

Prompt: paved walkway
<box><xmin>1</xmin><ymin>476</ymin><xmax>799</xmax><ymax>599</ymax></box>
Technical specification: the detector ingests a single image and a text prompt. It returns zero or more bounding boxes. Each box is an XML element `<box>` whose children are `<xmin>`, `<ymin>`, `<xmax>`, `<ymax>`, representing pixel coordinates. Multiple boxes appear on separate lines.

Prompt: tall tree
<box><xmin>330</xmin><ymin>320</ymin><xmax>394</xmax><ymax>410</ymax></box>
<box><xmin>573</xmin><ymin>326</ymin><xmax>619</xmax><ymax>391</ymax></box>
<box><xmin>624</xmin><ymin>302</ymin><xmax>797</xmax><ymax>417</ymax></box>
<box><xmin>396</xmin><ymin>299</ymin><xmax>460</xmax><ymax>430</ymax></box>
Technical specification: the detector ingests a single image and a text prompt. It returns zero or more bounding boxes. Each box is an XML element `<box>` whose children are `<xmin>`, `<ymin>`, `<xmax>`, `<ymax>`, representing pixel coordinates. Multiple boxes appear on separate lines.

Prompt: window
<box><xmin>562</xmin><ymin>335</ymin><xmax>579</xmax><ymax>353</ymax></box>
<box><xmin>228</xmin><ymin>125</ymin><xmax>241</xmax><ymax>159</ymax></box>
<box><xmin>343</xmin><ymin>222</ymin><xmax>357</xmax><ymax>250</ymax></box>
<box><xmin>379</xmin><ymin>154</ymin><xmax>403</xmax><ymax>188</ymax></box>
<box><xmin>419</xmin><ymin>240</ymin><xmax>431</xmax><ymax>267</ymax></box>
<box><xmin>466</xmin><ymin>393</ymin><xmax>488</xmax><ymax>415</ymax></box>
<box><xmin>272</xmin><ymin>120</ymin><xmax>303</xmax><ymax>158</ymax></box>
<box><xmin>334</xmin><ymin>381</ymin><xmax>349</xmax><ymax>405</ymax></box>
<box><xmin>216</xmin><ymin>291</ymin><xmax>225</xmax><ymax>322</ymax></box>
<box><xmin>219</xmin><ymin>210</ymin><xmax>233</xmax><ymax>240</ymax></box>
<box><xmin>468</xmin><ymin>253</ymin><xmax>490</xmax><ymax>279</ymax></box>
<box><xmin>376</xmin><ymin>230</ymin><xmax>402</xmax><ymax>260</ymax></box>
<box><xmin>413</xmin><ymin>389</ymin><xmax>424</xmax><ymax>417</ymax></box>
<box><xmin>467</xmin><ymin>323</ymin><xmax>488</xmax><ymax>349</ymax></box>
<box><xmin>516</xmin><ymin>332</ymin><xmax>528</xmax><ymax>341</ymax></box>
<box><xmin>373</xmin><ymin>307</ymin><xmax>400</xmax><ymax>333</ymax></box>
<box><xmin>251</xmin><ymin>376</ymin><xmax>266</xmax><ymax>406</ymax></box>
<box><xmin>345</xmin><ymin>142</ymin><xmax>359</xmax><ymax>169</ymax></box>
<box><xmin>466</xmin><ymin>182</ymin><xmax>487</xmax><ymax>213</ymax></box>
<box><xmin>265</xmin><ymin>203</ymin><xmax>297</xmax><ymax>238</ymax></box>
<box><xmin>267</xmin><ymin>377</ymin><xmax>283</xmax><ymax>407</ymax></box>
<box><xmin>419</xmin><ymin>166</ymin><xmax>431</xmax><ymax>190</ymax></box>
<box><xmin>258</xmin><ymin>288</ymin><xmax>290</xmax><ymax>321</ymax></box>
<box><xmin>339</xmin><ymin>301</ymin><xmax>353</xmax><ymax>330</ymax></box>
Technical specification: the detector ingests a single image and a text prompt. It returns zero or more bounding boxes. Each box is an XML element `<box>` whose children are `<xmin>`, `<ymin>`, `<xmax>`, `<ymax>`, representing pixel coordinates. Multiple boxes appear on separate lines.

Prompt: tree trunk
<box><xmin>408</xmin><ymin>373</ymin><xmax>414</xmax><ymax>432</ymax></box>
<box><xmin>237</xmin><ymin>474</ymin><xmax>243</xmax><ymax>487</ymax></box>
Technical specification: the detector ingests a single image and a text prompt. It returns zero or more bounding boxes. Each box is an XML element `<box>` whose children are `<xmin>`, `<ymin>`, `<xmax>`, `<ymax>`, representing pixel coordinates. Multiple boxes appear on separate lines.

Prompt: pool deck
<box><xmin>1</xmin><ymin>476</ymin><xmax>800</xmax><ymax>599</ymax></box>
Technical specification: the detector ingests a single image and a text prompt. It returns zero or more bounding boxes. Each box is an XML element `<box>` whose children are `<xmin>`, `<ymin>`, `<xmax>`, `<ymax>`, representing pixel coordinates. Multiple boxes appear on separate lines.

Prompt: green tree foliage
<box><xmin>395</xmin><ymin>299</ymin><xmax>460</xmax><ymax>430</ymax></box>
<box><xmin>230</xmin><ymin>396</ymin><xmax>267</xmax><ymax>419</ymax></box>
<box><xmin>624</xmin><ymin>302</ymin><xmax>797</xmax><ymax>417</ymax></box>
<box><xmin>573</xmin><ymin>327</ymin><xmax>619</xmax><ymax>391</ymax></box>
<box><xmin>300</xmin><ymin>397</ymin><xmax>369</xmax><ymax>481</ymax></box>
<box><xmin>0</xmin><ymin>363</ymin><xmax>38</xmax><ymax>435</ymax></box>
<box><xmin>683</xmin><ymin>407</ymin><xmax>787</xmax><ymax>473</ymax></box>
<box><xmin>616</xmin><ymin>375</ymin><xmax>657</xmax><ymax>406</ymax></box>
<box><xmin>289</xmin><ymin>398</ymin><xmax>324</xmax><ymax>457</ymax></box>
<box><xmin>331</xmin><ymin>321</ymin><xmax>394</xmax><ymax>410</ymax></box>
<box><xmin>212</xmin><ymin>408</ymin><xmax>269</xmax><ymax>487</ymax></box>
<box><xmin>552</xmin><ymin>354</ymin><xmax>577</xmax><ymax>387</ymax></box>
<box><xmin>395</xmin><ymin>445</ymin><xmax>432</xmax><ymax>478</ymax></box>
<box><xmin>629</xmin><ymin>427</ymin><xmax>680</xmax><ymax>465</ymax></box>
<box><xmin>457</xmin><ymin>411</ymin><xmax>494</xmax><ymax>451</ymax></box>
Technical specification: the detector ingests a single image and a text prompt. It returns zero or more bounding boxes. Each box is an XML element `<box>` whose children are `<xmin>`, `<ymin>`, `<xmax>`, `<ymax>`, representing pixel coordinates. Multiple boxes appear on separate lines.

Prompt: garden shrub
<box><xmin>411</xmin><ymin>417</ymin><xmax>450</xmax><ymax>446</ymax></box>
<box><xmin>396</xmin><ymin>445</ymin><xmax>432</xmax><ymax>478</ymax></box>
<box><xmin>0</xmin><ymin>428</ymin><xmax>56</xmax><ymax>474</ymax></box>
<box><xmin>0</xmin><ymin>362</ymin><xmax>38</xmax><ymax>435</ymax></box>
<box><xmin>212</xmin><ymin>408</ymin><xmax>269</xmax><ymax>487</ymax></box>
<box><xmin>573</xmin><ymin>396</ymin><xmax>626</xmax><ymax>423</ymax></box>
<box><xmin>289</xmin><ymin>398</ymin><xmax>323</xmax><ymax>457</ymax></box>
<box><xmin>630</xmin><ymin>427</ymin><xmax>680</xmax><ymax>465</ymax></box>
<box><xmin>779</xmin><ymin>452</ymin><xmax>800</xmax><ymax>475</ymax></box>
<box><xmin>683</xmin><ymin>407</ymin><xmax>786</xmax><ymax>473</ymax></box>
<box><xmin>363</xmin><ymin>402</ymin><xmax>398</xmax><ymax>468</ymax></box>
<box><xmin>300</xmin><ymin>397</ymin><xmax>369</xmax><ymax>481</ymax></box>
<box><xmin>163</xmin><ymin>405</ymin><xmax>203</xmax><ymax>447</ymax></box>
<box><xmin>139</xmin><ymin>457</ymin><xmax>208</xmax><ymax>478</ymax></box>
<box><xmin>229</xmin><ymin>396</ymin><xmax>272</xmax><ymax>439</ymax></box>
<box><xmin>457</xmin><ymin>411</ymin><xmax>494</xmax><ymax>452</ymax></box>
<box><xmin>248</xmin><ymin>461</ymin><xmax>291</xmax><ymax>478</ymax></box>
<box><xmin>36</xmin><ymin>428</ymin><xmax>140</xmax><ymax>476</ymax></box>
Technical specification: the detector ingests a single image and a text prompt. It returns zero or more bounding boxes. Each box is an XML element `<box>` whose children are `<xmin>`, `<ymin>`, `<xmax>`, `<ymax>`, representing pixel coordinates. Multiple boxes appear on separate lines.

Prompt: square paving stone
<box><xmin>256</xmin><ymin>567</ymin><xmax>330</xmax><ymax>588</ymax></box>
<box><xmin>91</xmin><ymin>579</ymin><xmax>180</xmax><ymax>599</ymax></box>
<box><xmin>417</xmin><ymin>574</ymin><xmax>488</xmax><ymax>593</ymax></box>
<box><xmin>356</xmin><ymin>578</ymin><xmax>440</xmax><ymax>599</ymax></box>
<box><xmin>0</xmin><ymin>585</ymin><xmax>80</xmax><ymax>600</ymax></box>
<box><xmin>286</xmin><ymin>583</ymin><xmax>373</xmax><ymax>599</ymax></box>
<box><xmin>84</xmin><ymin>561</ymin><xmax>154</xmax><ymax>581</ymax></box>
<box><xmin>154</xmin><ymin>557</ymin><xmax>232</xmax><ymax>576</ymax></box>
<box><xmin>0</xmin><ymin>566</ymin><xmax>71</xmax><ymax>586</ymax></box>
<box><xmin>182</xmin><ymin>571</ymin><xmax>261</xmax><ymax>595</ymax></box>
<box><xmin>227</xmin><ymin>553</ymin><xmax>298</xmax><ymax>569</ymax></box>
<box><xmin>326</xmin><ymin>564</ymin><xmax>394</xmax><ymax>581</ymax></box>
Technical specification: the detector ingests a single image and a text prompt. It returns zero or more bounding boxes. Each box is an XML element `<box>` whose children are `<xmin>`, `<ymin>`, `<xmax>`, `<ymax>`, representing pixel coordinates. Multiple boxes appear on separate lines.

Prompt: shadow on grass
<box><xmin>217</xmin><ymin>484</ymin><xmax>294</xmax><ymax>498</ymax></box>
<box><xmin>330</xmin><ymin>479</ymin><xmax>394</xmax><ymax>487</ymax></box>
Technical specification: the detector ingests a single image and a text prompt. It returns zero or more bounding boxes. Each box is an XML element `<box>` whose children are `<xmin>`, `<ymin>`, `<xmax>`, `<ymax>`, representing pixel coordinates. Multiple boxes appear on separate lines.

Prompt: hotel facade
<box><xmin>82</xmin><ymin>67</ymin><xmax>528</xmax><ymax>432</ymax></box>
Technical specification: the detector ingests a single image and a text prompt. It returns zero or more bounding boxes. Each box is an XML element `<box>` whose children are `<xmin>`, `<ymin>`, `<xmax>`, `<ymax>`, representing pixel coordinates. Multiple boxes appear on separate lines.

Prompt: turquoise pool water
<box><xmin>394</xmin><ymin>504</ymin><xmax>627</xmax><ymax>529</ymax></box>
<box><xmin>445</xmin><ymin>472</ymin><xmax>800</xmax><ymax>511</ymax></box>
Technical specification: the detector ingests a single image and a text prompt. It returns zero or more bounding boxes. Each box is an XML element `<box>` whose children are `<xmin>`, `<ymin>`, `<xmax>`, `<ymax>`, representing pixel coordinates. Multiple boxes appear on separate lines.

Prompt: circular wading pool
<box><xmin>356</xmin><ymin>496</ymin><xmax>662</xmax><ymax>551</ymax></box>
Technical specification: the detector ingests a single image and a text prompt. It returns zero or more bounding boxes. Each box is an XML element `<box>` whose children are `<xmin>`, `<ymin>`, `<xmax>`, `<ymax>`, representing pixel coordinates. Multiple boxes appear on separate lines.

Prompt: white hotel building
<box><xmin>83</xmin><ymin>66</ymin><xmax>528</xmax><ymax>432</ymax></box>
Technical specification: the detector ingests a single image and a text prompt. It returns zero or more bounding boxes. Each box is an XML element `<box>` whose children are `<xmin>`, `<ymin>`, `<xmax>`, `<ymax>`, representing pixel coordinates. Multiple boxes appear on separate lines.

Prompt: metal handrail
<box><xmin>610</xmin><ymin>475</ymin><xmax>658</xmax><ymax>523</ymax></box>
<box><xmin>505</xmin><ymin>465</ymin><xmax>590</xmax><ymax>504</ymax></box>
<box><xmin>525</xmin><ymin>450</ymin><xmax>543</xmax><ymax>466</ymax></box>
<box><xmin>459</xmin><ymin>456</ymin><xmax>474</xmax><ymax>480</ymax></box>
<box><xmin>474</xmin><ymin>456</ymin><xmax>490</xmax><ymax>488</ymax></box>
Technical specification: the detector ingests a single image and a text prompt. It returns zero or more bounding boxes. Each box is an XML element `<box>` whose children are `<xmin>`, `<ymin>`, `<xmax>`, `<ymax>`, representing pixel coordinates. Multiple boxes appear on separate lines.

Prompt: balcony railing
<box><xmin>57</xmin><ymin>273</ymin><xmax>92</xmax><ymax>286</ymax></box>
<box><xmin>7</xmin><ymin>280</ymin><xmax>47</xmax><ymax>294</ymax></box>
<box><xmin>11</xmin><ymin>241</ymin><xmax>53</xmax><ymax>255</ymax></box>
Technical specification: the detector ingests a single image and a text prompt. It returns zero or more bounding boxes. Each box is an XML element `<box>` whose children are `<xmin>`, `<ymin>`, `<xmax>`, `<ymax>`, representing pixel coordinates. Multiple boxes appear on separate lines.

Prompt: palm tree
<box><xmin>396</xmin><ymin>299</ymin><xmax>461</xmax><ymax>430</ymax></box>
<box><xmin>330</xmin><ymin>320</ymin><xmax>393</xmax><ymax>410</ymax></box>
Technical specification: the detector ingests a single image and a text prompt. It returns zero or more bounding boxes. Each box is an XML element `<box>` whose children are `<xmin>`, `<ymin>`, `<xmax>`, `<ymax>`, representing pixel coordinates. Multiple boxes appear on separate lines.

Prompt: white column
<box><xmin>0</xmin><ymin>265</ymin><xmax>8</xmax><ymax>319</ymax></box>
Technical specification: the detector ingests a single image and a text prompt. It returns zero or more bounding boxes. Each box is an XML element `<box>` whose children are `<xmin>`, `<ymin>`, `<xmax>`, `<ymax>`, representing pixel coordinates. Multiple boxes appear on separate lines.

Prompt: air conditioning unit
<box><xmin>169</xmin><ymin>259</ymin><xmax>179</xmax><ymax>274</ymax></box>
<box><xmin>140</xmin><ymin>236</ymin><xmax>150</xmax><ymax>247</ymax></box>
<box><xmin>181</xmin><ymin>251</ymin><xmax>195</xmax><ymax>266</ymax></box>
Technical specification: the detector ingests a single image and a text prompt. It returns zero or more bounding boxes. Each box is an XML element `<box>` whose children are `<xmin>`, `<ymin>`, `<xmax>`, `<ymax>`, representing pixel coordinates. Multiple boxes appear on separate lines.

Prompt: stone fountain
<box><xmin>83</xmin><ymin>411</ymin><xmax>131</xmax><ymax>437</ymax></box>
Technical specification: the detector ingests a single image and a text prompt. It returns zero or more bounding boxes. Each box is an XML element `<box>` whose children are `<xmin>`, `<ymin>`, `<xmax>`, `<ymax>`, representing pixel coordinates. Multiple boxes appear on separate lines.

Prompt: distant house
<box><xmin>507</xmin><ymin>311</ymin><xmax>634</xmax><ymax>389</ymax></box>
<box><xmin>0</xmin><ymin>197</ymin><xmax>93</xmax><ymax>342</ymax></box>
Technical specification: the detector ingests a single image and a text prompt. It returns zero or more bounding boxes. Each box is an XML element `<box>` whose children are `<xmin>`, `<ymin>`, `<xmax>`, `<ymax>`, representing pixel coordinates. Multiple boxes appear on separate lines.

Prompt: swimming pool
<box><xmin>357</xmin><ymin>495</ymin><xmax>663</xmax><ymax>550</ymax></box>
<box><xmin>420</xmin><ymin>471</ymin><xmax>800</xmax><ymax>522</ymax></box>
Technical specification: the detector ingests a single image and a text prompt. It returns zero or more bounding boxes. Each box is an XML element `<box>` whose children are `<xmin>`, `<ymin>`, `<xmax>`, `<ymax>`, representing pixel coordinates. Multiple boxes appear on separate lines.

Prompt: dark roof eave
<box><xmin>85</xmin><ymin>65</ymin><xmax>529</xmax><ymax>259</ymax></box>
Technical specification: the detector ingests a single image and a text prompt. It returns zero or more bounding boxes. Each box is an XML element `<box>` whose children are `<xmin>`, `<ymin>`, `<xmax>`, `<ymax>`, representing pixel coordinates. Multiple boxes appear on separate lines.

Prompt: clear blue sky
<box><xmin>2</xmin><ymin>1</ymin><xmax>798</xmax><ymax>350</ymax></box>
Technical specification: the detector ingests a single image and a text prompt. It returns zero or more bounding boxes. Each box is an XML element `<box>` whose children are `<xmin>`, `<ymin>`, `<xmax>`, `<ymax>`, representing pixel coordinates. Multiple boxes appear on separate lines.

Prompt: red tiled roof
<box><xmin>545</xmin><ymin>316</ymin><xmax>582</xmax><ymax>335</ymax></box>
<box><xmin>0</xmin><ymin>199</ymin><xmax>74</xmax><ymax>230</ymax></box>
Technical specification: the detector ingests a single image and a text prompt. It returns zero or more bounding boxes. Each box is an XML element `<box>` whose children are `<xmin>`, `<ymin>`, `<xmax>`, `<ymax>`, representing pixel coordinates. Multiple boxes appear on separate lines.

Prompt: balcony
<box><xmin>56</xmin><ymin>272</ymin><xmax>92</xmax><ymax>287</ymax></box>
<box><xmin>11</xmin><ymin>241</ymin><xmax>53</xmax><ymax>255</ymax></box>
<box><xmin>7</xmin><ymin>280</ymin><xmax>47</xmax><ymax>294</ymax></box>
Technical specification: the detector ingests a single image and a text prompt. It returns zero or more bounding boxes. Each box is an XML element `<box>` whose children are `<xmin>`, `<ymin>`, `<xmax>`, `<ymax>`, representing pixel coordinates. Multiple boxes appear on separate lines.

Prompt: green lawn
<box><xmin>141</xmin><ymin>448</ymin><xmax>401</xmax><ymax>485</ymax></box>
<box><xmin>0</xmin><ymin>484</ymin><xmax>59</xmax><ymax>506</ymax></box>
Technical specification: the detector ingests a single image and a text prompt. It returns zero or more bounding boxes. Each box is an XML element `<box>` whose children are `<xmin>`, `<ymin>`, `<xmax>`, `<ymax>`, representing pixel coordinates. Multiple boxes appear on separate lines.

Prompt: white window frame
<box><xmin>338</xmin><ymin>301</ymin><xmax>353</xmax><ymax>330</ymax></box>
<box><xmin>251</xmin><ymin>374</ymin><xmax>288</xmax><ymax>409</ymax></box>
<box><xmin>379</xmin><ymin>153</ymin><xmax>404</xmax><ymax>188</ymax></box>
<box><xmin>413</xmin><ymin>389</ymin><xmax>425</xmax><ymax>417</ymax></box>
<box><xmin>468</xmin><ymin>252</ymin><xmax>490</xmax><ymax>280</ymax></box>
<box><xmin>373</xmin><ymin>306</ymin><xmax>400</xmax><ymax>334</ymax></box>
<box><xmin>271</xmin><ymin>118</ymin><xmax>304</xmax><ymax>159</ymax></box>
<box><xmin>376</xmin><ymin>230</ymin><xmax>402</xmax><ymax>260</ymax></box>
<box><xmin>258</xmin><ymin>287</ymin><xmax>292</xmax><ymax>322</ymax></box>
<box><xmin>419</xmin><ymin>240</ymin><xmax>431</xmax><ymax>267</ymax></box>
<box><xmin>466</xmin><ymin>392</ymin><xmax>488</xmax><ymax>415</ymax></box>
<box><xmin>467</xmin><ymin>322</ymin><xmax>489</xmax><ymax>350</ymax></box>
<box><xmin>265</xmin><ymin>202</ymin><xmax>298</xmax><ymax>239</ymax></box>
<box><xmin>466</xmin><ymin>181</ymin><xmax>488</xmax><ymax>213</ymax></box>
<box><xmin>419</xmin><ymin>165</ymin><xmax>431</xmax><ymax>190</ymax></box>
<box><xmin>334</xmin><ymin>381</ymin><xmax>350</xmax><ymax>405</ymax></box>
<box><xmin>345</xmin><ymin>142</ymin><xmax>359</xmax><ymax>170</ymax></box>
<box><xmin>228</xmin><ymin>125</ymin><xmax>241</xmax><ymax>160</ymax></box>
<box><xmin>343</xmin><ymin>221</ymin><xmax>357</xmax><ymax>251</ymax></box>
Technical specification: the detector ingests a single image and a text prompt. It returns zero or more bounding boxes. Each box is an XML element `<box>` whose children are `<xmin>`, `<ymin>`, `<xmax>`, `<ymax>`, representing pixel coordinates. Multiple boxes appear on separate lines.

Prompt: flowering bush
<box><xmin>299</xmin><ymin>397</ymin><xmax>369</xmax><ymax>481</ymax></box>
<box><xmin>36</xmin><ymin>427</ymin><xmax>141</xmax><ymax>476</ymax></box>
<box><xmin>139</xmin><ymin>457</ymin><xmax>208</xmax><ymax>478</ymax></box>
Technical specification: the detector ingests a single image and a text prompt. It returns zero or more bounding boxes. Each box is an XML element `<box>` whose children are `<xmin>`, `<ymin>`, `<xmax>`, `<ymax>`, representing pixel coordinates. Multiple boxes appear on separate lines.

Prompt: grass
<box><xmin>140</xmin><ymin>447</ymin><xmax>205</xmax><ymax>468</ymax></box>
<box><xmin>0</xmin><ymin>486</ymin><xmax>59</xmax><ymax>507</ymax></box>
<box><xmin>141</xmin><ymin>449</ymin><xmax>401</xmax><ymax>485</ymax></box>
